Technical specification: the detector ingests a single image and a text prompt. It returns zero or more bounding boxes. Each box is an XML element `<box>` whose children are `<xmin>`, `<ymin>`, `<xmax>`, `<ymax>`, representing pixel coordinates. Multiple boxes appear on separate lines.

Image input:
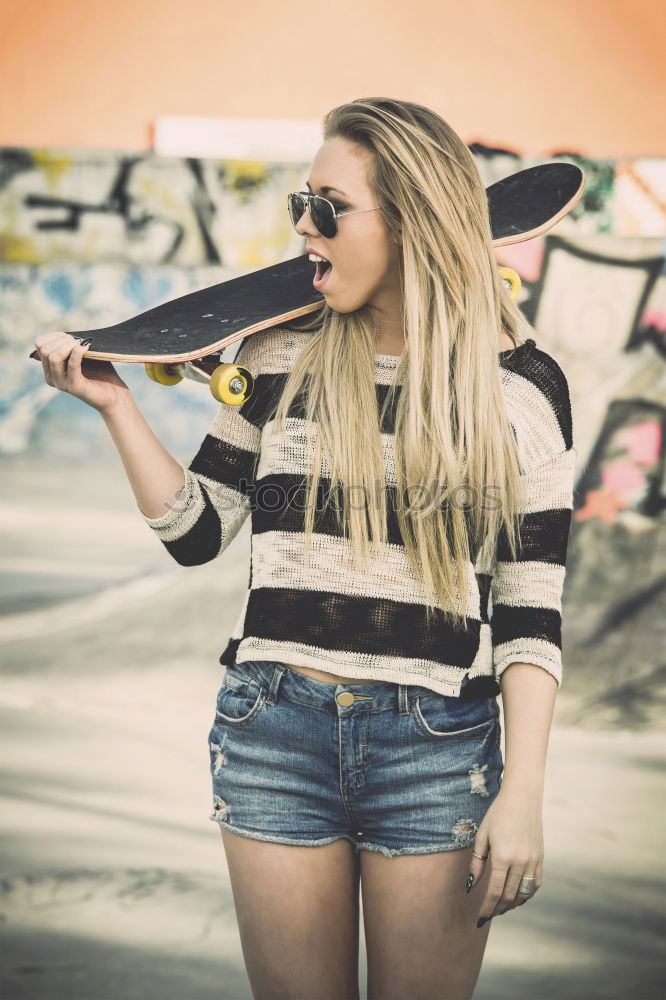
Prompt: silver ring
<box><xmin>518</xmin><ymin>876</ymin><xmax>537</xmax><ymax>895</ymax></box>
<box><xmin>472</xmin><ymin>851</ymin><xmax>489</xmax><ymax>862</ymax></box>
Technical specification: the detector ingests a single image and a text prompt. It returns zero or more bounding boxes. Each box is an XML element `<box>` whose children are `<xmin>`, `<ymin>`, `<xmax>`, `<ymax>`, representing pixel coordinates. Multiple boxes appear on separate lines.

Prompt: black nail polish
<box><xmin>477</xmin><ymin>917</ymin><xmax>489</xmax><ymax>928</ymax></box>
<box><xmin>466</xmin><ymin>873</ymin><xmax>474</xmax><ymax>893</ymax></box>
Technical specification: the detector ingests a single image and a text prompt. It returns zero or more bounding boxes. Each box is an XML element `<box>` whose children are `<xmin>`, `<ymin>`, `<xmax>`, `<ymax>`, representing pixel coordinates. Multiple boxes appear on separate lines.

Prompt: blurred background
<box><xmin>1</xmin><ymin>1</ymin><xmax>664</xmax><ymax>998</ymax></box>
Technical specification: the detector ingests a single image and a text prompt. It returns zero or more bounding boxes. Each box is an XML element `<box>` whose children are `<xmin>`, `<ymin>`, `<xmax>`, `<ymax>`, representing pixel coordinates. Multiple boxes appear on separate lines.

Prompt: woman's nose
<box><xmin>294</xmin><ymin>204</ymin><xmax>317</xmax><ymax>238</ymax></box>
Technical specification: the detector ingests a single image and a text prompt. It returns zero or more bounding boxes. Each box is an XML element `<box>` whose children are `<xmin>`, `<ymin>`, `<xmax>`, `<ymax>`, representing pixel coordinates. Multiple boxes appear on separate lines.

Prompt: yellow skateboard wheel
<box><xmin>499</xmin><ymin>266</ymin><xmax>522</xmax><ymax>301</ymax></box>
<box><xmin>209</xmin><ymin>364</ymin><xmax>254</xmax><ymax>405</ymax></box>
<box><xmin>145</xmin><ymin>362</ymin><xmax>183</xmax><ymax>386</ymax></box>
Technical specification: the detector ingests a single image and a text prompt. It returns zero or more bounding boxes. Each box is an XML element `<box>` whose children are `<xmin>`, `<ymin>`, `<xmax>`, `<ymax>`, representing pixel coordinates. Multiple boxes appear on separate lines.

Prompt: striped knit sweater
<box><xmin>139</xmin><ymin>328</ymin><xmax>576</xmax><ymax>699</ymax></box>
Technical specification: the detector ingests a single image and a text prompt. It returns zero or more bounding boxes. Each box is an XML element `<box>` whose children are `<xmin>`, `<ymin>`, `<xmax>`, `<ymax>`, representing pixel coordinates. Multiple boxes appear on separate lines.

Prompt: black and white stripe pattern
<box><xmin>139</xmin><ymin>329</ymin><xmax>576</xmax><ymax>697</ymax></box>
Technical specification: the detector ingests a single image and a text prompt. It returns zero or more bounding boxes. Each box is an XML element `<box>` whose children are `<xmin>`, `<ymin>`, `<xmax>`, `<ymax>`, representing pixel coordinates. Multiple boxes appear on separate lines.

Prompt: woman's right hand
<box><xmin>34</xmin><ymin>332</ymin><xmax>132</xmax><ymax>415</ymax></box>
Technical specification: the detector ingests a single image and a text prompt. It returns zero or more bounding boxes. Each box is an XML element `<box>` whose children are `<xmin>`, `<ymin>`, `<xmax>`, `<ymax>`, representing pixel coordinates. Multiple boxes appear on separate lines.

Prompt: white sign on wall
<box><xmin>153</xmin><ymin>116</ymin><xmax>323</xmax><ymax>161</ymax></box>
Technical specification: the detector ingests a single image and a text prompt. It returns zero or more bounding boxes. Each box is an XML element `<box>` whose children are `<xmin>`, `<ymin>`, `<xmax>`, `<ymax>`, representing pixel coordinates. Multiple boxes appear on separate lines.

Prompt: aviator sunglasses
<box><xmin>287</xmin><ymin>191</ymin><xmax>381</xmax><ymax>238</ymax></box>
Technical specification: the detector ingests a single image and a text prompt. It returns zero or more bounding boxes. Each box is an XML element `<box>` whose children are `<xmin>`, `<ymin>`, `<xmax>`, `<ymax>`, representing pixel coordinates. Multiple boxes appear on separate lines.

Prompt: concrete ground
<box><xmin>1</xmin><ymin>455</ymin><xmax>664</xmax><ymax>1000</ymax></box>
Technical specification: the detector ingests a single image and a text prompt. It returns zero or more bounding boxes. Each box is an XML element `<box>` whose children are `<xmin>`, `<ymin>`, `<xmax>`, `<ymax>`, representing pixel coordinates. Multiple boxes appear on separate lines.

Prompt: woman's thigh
<box><xmin>361</xmin><ymin>844</ymin><xmax>493</xmax><ymax>1000</ymax></box>
<box><xmin>348</xmin><ymin>683</ymin><xmax>502</xmax><ymax>998</ymax></box>
<box><xmin>221</xmin><ymin>829</ymin><xmax>361</xmax><ymax>1000</ymax></box>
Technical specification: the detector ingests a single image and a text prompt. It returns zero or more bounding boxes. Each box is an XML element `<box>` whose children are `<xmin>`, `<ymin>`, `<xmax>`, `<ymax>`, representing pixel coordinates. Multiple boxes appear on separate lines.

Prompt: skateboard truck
<box><xmin>144</xmin><ymin>356</ymin><xmax>256</xmax><ymax>405</ymax></box>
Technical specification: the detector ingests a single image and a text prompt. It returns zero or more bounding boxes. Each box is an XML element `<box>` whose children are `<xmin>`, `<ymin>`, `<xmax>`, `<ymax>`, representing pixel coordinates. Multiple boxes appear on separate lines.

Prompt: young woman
<box><xmin>35</xmin><ymin>98</ymin><xmax>576</xmax><ymax>1000</ymax></box>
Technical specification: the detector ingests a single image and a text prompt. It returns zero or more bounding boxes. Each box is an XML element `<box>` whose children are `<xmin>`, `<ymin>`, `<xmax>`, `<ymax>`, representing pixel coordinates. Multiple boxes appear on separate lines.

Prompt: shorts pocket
<box><xmin>213</xmin><ymin>669</ymin><xmax>267</xmax><ymax>727</ymax></box>
<box><xmin>412</xmin><ymin>691</ymin><xmax>499</xmax><ymax>740</ymax></box>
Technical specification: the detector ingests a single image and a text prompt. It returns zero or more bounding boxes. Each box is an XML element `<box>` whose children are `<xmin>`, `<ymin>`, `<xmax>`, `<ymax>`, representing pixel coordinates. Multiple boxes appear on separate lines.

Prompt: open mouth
<box><xmin>313</xmin><ymin>259</ymin><xmax>333</xmax><ymax>290</ymax></box>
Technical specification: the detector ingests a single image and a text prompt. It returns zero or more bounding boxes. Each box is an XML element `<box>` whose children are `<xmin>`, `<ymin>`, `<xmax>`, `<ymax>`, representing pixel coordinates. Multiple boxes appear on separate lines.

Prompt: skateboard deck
<box><xmin>29</xmin><ymin>162</ymin><xmax>584</xmax><ymax>404</ymax></box>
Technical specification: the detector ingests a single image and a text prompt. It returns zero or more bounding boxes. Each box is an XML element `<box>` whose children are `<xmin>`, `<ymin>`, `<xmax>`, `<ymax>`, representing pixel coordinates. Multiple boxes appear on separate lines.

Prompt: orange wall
<box><xmin>1</xmin><ymin>0</ymin><xmax>664</xmax><ymax>155</ymax></box>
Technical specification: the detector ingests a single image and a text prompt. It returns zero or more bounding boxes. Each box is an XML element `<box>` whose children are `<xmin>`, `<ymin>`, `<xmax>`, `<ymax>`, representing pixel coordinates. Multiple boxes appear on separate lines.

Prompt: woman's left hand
<box><xmin>467</xmin><ymin>785</ymin><xmax>544</xmax><ymax>925</ymax></box>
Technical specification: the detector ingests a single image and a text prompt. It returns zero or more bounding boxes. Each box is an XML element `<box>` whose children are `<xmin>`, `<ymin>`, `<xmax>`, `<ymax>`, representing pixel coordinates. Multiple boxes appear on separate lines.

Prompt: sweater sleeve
<box><xmin>137</xmin><ymin>338</ymin><xmax>262</xmax><ymax>566</ymax></box>
<box><xmin>490</xmin><ymin>359</ymin><xmax>577</xmax><ymax>689</ymax></box>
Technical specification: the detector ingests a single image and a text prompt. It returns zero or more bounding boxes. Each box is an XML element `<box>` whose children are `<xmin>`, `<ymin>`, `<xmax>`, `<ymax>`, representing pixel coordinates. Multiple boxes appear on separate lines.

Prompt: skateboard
<box><xmin>29</xmin><ymin>162</ymin><xmax>584</xmax><ymax>406</ymax></box>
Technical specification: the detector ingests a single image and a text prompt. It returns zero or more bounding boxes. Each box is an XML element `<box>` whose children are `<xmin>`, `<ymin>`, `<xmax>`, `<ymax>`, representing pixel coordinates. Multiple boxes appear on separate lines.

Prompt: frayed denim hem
<box><xmin>354</xmin><ymin>840</ymin><xmax>475</xmax><ymax>858</ymax></box>
<box><xmin>210</xmin><ymin>814</ymin><xmax>358</xmax><ymax>850</ymax></box>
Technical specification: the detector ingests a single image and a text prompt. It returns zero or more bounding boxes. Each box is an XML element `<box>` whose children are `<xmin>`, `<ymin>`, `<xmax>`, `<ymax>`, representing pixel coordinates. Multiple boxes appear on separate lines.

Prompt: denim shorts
<box><xmin>207</xmin><ymin>660</ymin><xmax>503</xmax><ymax>858</ymax></box>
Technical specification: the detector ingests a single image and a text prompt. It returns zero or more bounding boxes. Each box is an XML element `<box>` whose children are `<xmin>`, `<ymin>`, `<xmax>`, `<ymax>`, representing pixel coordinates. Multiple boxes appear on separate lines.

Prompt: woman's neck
<box><xmin>375</xmin><ymin>342</ymin><xmax>405</xmax><ymax>356</ymax></box>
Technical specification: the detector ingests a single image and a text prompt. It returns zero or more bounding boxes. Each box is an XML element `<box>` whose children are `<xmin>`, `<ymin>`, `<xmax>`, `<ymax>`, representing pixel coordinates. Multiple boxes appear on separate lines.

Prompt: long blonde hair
<box><xmin>271</xmin><ymin>97</ymin><xmax>531</xmax><ymax>629</ymax></box>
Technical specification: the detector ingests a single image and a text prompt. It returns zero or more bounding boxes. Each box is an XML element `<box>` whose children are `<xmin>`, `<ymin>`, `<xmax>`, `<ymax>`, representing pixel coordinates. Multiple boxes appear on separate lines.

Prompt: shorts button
<box><xmin>336</xmin><ymin>691</ymin><xmax>355</xmax><ymax>707</ymax></box>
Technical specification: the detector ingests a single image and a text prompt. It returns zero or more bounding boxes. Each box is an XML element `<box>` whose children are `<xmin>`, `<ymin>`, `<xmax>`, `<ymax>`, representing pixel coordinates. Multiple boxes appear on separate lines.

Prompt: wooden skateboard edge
<box><xmin>37</xmin><ymin>300</ymin><xmax>326</xmax><ymax>365</ymax></box>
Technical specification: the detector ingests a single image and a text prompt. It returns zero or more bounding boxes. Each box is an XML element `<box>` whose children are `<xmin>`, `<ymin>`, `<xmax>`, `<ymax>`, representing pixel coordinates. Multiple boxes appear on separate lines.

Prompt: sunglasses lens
<box><xmin>288</xmin><ymin>193</ymin><xmax>305</xmax><ymax>227</ymax></box>
<box><xmin>288</xmin><ymin>193</ymin><xmax>337</xmax><ymax>238</ymax></box>
<box><xmin>311</xmin><ymin>197</ymin><xmax>337</xmax><ymax>238</ymax></box>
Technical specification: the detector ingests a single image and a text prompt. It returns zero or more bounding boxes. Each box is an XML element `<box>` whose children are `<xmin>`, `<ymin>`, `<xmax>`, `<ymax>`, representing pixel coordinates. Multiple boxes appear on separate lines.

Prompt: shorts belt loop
<box><xmin>398</xmin><ymin>684</ymin><xmax>410</xmax><ymax>715</ymax></box>
<box><xmin>266</xmin><ymin>662</ymin><xmax>286</xmax><ymax>706</ymax></box>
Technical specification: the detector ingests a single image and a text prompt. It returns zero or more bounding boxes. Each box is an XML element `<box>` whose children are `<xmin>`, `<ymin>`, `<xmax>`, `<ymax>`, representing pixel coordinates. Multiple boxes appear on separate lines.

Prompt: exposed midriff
<box><xmin>283</xmin><ymin>663</ymin><xmax>376</xmax><ymax>685</ymax></box>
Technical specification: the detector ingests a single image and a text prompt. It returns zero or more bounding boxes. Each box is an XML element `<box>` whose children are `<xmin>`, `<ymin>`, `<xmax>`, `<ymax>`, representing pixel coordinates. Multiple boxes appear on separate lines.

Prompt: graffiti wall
<box><xmin>0</xmin><ymin>150</ymin><xmax>309</xmax><ymax>457</ymax></box>
<box><xmin>1</xmin><ymin>143</ymin><xmax>664</xmax><ymax>714</ymax></box>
